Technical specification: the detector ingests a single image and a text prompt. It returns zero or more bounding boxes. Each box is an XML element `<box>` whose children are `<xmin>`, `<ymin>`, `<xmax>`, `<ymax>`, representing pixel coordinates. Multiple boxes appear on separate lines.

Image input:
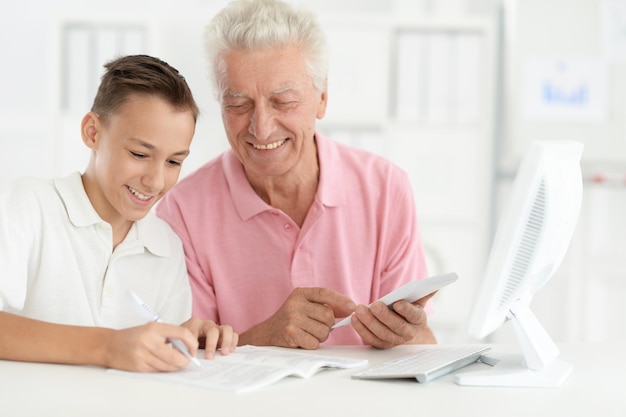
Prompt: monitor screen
<box><xmin>455</xmin><ymin>139</ymin><xmax>583</xmax><ymax>387</ymax></box>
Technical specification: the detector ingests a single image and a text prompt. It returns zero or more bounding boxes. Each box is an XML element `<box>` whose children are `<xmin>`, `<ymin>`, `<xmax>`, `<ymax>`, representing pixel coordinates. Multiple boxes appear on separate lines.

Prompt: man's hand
<box><xmin>350</xmin><ymin>291</ymin><xmax>437</xmax><ymax>349</ymax></box>
<box><xmin>238</xmin><ymin>287</ymin><xmax>356</xmax><ymax>349</ymax></box>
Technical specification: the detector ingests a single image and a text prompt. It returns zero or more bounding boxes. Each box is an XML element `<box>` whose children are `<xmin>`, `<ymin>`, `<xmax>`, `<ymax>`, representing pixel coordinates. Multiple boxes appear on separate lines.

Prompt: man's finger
<box><xmin>299</xmin><ymin>287</ymin><xmax>356</xmax><ymax>316</ymax></box>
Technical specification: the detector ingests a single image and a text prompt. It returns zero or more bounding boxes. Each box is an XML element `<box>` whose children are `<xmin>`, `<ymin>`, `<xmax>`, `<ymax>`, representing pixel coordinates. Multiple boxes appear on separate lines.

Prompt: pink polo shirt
<box><xmin>157</xmin><ymin>133</ymin><xmax>428</xmax><ymax>345</ymax></box>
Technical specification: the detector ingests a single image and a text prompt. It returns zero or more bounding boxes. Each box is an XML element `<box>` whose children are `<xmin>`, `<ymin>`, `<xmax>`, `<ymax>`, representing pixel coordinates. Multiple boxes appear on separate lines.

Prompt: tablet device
<box><xmin>332</xmin><ymin>272</ymin><xmax>458</xmax><ymax>329</ymax></box>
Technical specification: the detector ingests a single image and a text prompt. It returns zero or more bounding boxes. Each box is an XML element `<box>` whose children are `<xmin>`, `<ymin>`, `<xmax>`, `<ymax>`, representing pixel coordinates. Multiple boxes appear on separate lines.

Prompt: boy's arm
<box><xmin>0</xmin><ymin>311</ymin><xmax>198</xmax><ymax>372</ymax></box>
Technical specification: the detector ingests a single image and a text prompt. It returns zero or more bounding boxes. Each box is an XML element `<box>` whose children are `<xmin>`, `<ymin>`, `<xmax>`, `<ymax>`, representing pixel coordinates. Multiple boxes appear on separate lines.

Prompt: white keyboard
<box><xmin>351</xmin><ymin>344</ymin><xmax>491</xmax><ymax>383</ymax></box>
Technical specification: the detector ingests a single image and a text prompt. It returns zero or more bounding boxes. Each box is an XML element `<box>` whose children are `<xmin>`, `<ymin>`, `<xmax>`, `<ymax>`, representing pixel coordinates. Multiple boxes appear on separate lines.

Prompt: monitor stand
<box><xmin>454</xmin><ymin>353</ymin><xmax>572</xmax><ymax>388</ymax></box>
<box><xmin>456</xmin><ymin>304</ymin><xmax>572</xmax><ymax>388</ymax></box>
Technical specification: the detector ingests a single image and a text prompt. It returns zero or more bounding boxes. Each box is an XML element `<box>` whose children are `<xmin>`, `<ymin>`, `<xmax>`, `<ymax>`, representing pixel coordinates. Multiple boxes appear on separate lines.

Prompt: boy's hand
<box><xmin>181</xmin><ymin>317</ymin><xmax>238</xmax><ymax>359</ymax></box>
<box><xmin>104</xmin><ymin>322</ymin><xmax>198</xmax><ymax>372</ymax></box>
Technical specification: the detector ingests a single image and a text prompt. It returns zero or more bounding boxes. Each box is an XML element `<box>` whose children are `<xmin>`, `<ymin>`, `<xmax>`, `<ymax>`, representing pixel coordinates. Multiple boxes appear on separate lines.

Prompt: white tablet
<box><xmin>332</xmin><ymin>272</ymin><xmax>458</xmax><ymax>329</ymax></box>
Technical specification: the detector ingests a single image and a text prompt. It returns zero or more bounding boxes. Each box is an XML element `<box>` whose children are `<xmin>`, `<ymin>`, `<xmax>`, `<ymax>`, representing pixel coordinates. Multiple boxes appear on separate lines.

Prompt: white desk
<box><xmin>1</xmin><ymin>343</ymin><xmax>624</xmax><ymax>417</ymax></box>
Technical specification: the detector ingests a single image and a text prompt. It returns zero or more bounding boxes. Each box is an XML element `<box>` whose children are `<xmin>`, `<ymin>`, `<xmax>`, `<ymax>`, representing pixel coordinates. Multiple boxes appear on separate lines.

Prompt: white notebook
<box><xmin>108</xmin><ymin>345</ymin><xmax>368</xmax><ymax>393</ymax></box>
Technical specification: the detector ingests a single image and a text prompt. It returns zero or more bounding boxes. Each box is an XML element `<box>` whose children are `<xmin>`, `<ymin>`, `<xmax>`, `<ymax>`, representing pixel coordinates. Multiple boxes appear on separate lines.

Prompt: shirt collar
<box><xmin>54</xmin><ymin>172</ymin><xmax>170</xmax><ymax>257</ymax></box>
<box><xmin>131</xmin><ymin>213</ymin><xmax>171</xmax><ymax>257</ymax></box>
<box><xmin>54</xmin><ymin>172</ymin><xmax>101</xmax><ymax>228</ymax></box>
<box><xmin>222</xmin><ymin>132</ymin><xmax>347</xmax><ymax>222</ymax></box>
<box><xmin>315</xmin><ymin>132</ymin><xmax>347</xmax><ymax>208</ymax></box>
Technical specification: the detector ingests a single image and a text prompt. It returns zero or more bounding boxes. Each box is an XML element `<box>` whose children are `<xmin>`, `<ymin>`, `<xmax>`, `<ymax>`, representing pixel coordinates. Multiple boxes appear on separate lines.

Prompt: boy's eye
<box><xmin>167</xmin><ymin>159</ymin><xmax>182</xmax><ymax>167</ymax></box>
<box><xmin>130</xmin><ymin>151</ymin><xmax>147</xmax><ymax>159</ymax></box>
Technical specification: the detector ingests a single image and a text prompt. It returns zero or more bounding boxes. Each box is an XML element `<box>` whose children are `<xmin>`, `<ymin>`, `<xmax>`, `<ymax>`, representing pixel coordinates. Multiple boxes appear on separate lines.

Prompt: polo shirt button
<box><xmin>272</xmin><ymin>212</ymin><xmax>279</xmax><ymax>217</ymax></box>
<box><xmin>105</xmin><ymin>288</ymin><xmax>113</xmax><ymax>298</ymax></box>
<box><xmin>284</xmin><ymin>224</ymin><xmax>291</xmax><ymax>230</ymax></box>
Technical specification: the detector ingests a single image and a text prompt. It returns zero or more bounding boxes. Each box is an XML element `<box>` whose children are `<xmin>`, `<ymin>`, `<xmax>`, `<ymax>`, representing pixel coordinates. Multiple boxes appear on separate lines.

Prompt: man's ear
<box><xmin>316</xmin><ymin>88</ymin><xmax>328</xmax><ymax>120</ymax></box>
<box><xmin>81</xmin><ymin>112</ymin><xmax>100</xmax><ymax>150</ymax></box>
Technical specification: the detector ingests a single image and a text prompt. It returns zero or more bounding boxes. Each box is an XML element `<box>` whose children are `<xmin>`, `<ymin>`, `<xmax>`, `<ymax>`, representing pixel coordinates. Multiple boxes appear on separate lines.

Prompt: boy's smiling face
<box><xmin>81</xmin><ymin>93</ymin><xmax>195</xmax><ymax>233</ymax></box>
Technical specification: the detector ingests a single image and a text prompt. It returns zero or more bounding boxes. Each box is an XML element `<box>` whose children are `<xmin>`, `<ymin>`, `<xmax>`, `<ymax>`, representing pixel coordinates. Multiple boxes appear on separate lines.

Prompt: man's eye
<box><xmin>167</xmin><ymin>159</ymin><xmax>182</xmax><ymax>167</ymax></box>
<box><xmin>274</xmin><ymin>101</ymin><xmax>296</xmax><ymax>109</ymax></box>
<box><xmin>225</xmin><ymin>103</ymin><xmax>252</xmax><ymax>113</ymax></box>
<box><xmin>130</xmin><ymin>151</ymin><xmax>147</xmax><ymax>159</ymax></box>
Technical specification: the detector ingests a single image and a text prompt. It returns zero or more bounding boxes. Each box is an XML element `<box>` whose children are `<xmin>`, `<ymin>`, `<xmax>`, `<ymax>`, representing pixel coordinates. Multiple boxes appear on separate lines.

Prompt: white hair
<box><xmin>204</xmin><ymin>0</ymin><xmax>329</xmax><ymax>100</ymax></box>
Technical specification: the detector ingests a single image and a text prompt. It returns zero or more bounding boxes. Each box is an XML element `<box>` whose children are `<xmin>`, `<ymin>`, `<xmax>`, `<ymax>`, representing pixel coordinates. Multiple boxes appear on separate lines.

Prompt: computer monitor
<box><xmin>455</xmin><ymin>139</ymin><xmax>584</xmax><ymax>388</ymax></box>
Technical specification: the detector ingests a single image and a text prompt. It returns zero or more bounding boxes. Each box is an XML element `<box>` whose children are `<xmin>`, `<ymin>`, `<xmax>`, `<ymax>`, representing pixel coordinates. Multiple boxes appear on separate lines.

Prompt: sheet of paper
<box><xmin>107</xmin><ymin>345</ymin><xmax>367</xmax><ymax>393</ymax></box>
<box><xmin>523</xmin><ymin>59</ymin><xmax>607</xmax><ymax>122</ymax></box>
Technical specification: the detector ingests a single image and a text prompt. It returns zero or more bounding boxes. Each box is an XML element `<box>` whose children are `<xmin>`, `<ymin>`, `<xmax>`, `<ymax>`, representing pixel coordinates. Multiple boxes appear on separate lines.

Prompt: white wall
<box><xmin>1</xmin><ymin>0</ymin><xmax>496</xmax><ymax>185</ymax></box>
<box><xmin>0</xmin><ymin>0</ymin><xmax>234</xmax><ymax>188</ymax></box>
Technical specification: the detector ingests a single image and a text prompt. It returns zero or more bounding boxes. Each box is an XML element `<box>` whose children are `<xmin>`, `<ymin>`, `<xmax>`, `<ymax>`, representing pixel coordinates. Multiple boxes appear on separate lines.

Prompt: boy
<box><xmin>0</xmin><ymin>54</ymin><xmax>237</xmax><ymax>372</ymax></box>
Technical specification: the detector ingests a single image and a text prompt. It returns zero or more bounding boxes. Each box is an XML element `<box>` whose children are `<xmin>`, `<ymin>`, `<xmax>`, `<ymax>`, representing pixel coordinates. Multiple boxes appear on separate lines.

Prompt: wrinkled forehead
<box><xmin>216</xmin><ymin>46</ymin><xmax>314</xmax><ymax>97</ymax></box>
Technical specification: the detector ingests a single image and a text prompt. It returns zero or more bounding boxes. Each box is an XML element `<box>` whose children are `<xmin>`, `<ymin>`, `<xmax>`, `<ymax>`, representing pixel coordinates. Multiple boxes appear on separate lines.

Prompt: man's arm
<box><xmin>350</xmin><ymin>292</ymin><xmax>437</xmax><ymax>348</ymax></box>
<box><xmin>237</xmin><ymin>287</ymin><xmax>356</xmax><ymax>349</ymax></box>
<box><xmin>350</xmin><ymin>168</ymin><xmax>435</xmax><ymax>348</ymax></box>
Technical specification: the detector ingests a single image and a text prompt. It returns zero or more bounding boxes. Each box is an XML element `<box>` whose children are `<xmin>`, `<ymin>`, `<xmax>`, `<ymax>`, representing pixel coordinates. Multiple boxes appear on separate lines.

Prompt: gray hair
<box><xmin>204</xmin><ymin>0</ymin><xmax>329</xmax><ymax>100</ymax></box>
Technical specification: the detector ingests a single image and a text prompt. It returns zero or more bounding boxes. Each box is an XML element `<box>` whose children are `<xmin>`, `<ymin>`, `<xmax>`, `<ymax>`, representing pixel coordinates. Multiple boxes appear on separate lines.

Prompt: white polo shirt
<box><xmin>0</xmin><ymin>172</ymin><xmax>191</xmax><ymax>329</ymax></box>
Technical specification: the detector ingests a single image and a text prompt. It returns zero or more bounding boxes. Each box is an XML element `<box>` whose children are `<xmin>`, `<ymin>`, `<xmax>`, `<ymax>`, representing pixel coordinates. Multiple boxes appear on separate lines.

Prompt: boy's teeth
<box><xmin>128</xmin><ymin>186</ymin><xmax>150</xmax><ymax>200</ymax></box>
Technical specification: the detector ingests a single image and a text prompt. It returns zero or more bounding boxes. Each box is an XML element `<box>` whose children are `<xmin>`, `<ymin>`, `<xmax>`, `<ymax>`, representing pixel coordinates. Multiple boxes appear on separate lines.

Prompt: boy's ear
<box><xmin>81</xmin><ymin>112</ymin><xmax>100</xmax><ymax>150</ymax></box>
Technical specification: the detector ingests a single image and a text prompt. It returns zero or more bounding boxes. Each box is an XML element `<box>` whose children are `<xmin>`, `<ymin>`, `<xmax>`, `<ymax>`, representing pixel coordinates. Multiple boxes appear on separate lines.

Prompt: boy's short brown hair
<box><xmin>91</xmin><ymin>54</ymin><xmax>199</xmax><ymax>123</ymax></box>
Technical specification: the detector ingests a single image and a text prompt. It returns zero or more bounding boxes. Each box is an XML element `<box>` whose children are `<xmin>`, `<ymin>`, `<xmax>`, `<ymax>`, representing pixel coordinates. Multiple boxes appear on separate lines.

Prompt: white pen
<box><xmin>129</xmin><ymin>291</ymin><xmax>202</xmax><ymax>369</ymax></box>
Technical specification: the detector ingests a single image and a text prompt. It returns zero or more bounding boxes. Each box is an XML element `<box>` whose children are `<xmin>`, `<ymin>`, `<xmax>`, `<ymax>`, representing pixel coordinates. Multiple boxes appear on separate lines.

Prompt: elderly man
<box><xmin>157</xmin><ymin>0</ymin><xmax>436</xmax><ymax>349</ymax></box>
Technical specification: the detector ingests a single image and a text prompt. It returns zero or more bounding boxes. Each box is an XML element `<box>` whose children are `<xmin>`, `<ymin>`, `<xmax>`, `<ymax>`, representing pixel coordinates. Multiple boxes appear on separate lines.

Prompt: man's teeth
<box><xmin>253</xmin><ymin>139</ymin><xmax>286</xmax><ymax>150</ymax></box>
<box><xmin>128</xmin><ymin>186</ymin><xmax>151</xmax><ymax>201</ymax></box>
